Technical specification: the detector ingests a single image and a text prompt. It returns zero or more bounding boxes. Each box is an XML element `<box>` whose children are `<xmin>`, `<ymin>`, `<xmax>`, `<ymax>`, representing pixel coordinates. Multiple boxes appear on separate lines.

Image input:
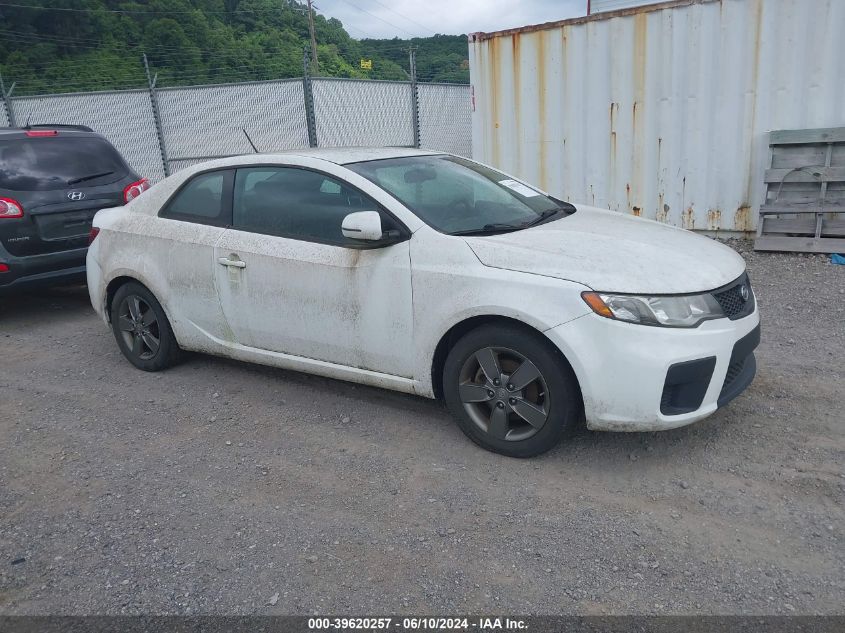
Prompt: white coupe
<box><xmin>87</xmin><ymin>148</ymin><xmax>760</xmax><ymax>456</ymax></box>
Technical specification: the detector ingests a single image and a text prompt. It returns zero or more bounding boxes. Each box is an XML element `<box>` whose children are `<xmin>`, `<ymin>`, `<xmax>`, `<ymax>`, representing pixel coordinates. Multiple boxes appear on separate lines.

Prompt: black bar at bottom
<box><xmin>0</xmin><ymin>616</ymin><xmax>842</xmax><ymax>633</ymax></box>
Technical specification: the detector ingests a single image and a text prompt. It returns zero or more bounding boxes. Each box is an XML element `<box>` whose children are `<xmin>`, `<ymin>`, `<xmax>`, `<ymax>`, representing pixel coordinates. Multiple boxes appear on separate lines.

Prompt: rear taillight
<box><xmin>0</xmin><ymin>263</ymin><xmax>9</xmax><ymax>273</ymax></box>
<box><xmin>123</xmin><ymin>178</ymin><xmax>150</xmax><ymax>203</ymax></box>
<box><xmin>25</xmin><ymin>130</ymin><xmax>58</xmax><ymax>137</ymax></box>
<box><xmin>0</xmin><ymin>197</ymin><xmax>24</xmax><ymax>219</ymax></box>
<box><xmin>88</xmin><ymin>227</ymin><xmax>100</xmax><ymax>245</ymax></box>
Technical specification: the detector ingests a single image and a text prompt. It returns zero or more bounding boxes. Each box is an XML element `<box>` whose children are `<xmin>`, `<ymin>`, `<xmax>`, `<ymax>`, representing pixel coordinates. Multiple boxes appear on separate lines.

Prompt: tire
<box><xmin>443</xmin><ymin>324</ymin><xmax>580</xmax><ymax>458</ymax></box>
<box><xmin>110</xmin><ymin>281</ymin><xmax>181</xmax><ymax>372</ymax></box>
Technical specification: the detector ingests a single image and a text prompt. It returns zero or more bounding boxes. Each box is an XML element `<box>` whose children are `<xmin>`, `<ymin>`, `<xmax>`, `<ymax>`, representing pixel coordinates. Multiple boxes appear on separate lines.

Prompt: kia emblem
<box><xmin>67</xmin><ymin>191</ymin><xmax>85</xmax><ymax>201</ymax></box>
<box><xmin>739</xmin><ymin>284</ymin><xmax>750</xmax><ymax>302</ymax></box>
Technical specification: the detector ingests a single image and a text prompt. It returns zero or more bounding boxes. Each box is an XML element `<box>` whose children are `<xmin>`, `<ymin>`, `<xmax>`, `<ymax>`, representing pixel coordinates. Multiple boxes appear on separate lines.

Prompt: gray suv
<box><xmin>0</xmin><ymin>124</ymin><xmax>148</xmax><ymax>293</ymax></box>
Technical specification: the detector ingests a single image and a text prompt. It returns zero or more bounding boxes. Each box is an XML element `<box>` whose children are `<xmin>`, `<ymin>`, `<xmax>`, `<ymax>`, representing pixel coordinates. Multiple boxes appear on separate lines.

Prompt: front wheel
<box><xmin>110</xmin><ymin>281</ymin><xmax>181</xmax><ymax>372</ymax></box>
<box><xmin>443</xmin><ymin>324</ymin><xmax>581</xmax><ymax>457</ymax></box>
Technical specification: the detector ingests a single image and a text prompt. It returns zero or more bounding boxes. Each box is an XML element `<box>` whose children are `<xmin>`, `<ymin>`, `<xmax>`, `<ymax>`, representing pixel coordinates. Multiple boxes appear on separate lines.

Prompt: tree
<box><xmin>0</xmin><ymin>0</ymin><xmax>470</xmax><ymax>95</ymax></box>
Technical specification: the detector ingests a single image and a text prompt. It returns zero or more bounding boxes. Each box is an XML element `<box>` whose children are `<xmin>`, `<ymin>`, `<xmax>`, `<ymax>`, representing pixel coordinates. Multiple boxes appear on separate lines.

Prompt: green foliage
<box><xmin>0</xmin><ymin>0</ymin><xmax>470</xmax><ymax>95</ymax></box>
<box><xmin>360</xmin><ymin>35</ymin><xmax>470</xmax><ymax>84</ymax></box>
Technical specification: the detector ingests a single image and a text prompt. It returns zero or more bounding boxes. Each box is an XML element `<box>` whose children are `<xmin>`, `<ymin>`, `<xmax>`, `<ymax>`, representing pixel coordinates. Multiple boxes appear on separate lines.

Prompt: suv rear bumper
<box><xmin>0</xmin><ymin>242</ymin><xmax>87</xmax><ymax>293</ymax></box>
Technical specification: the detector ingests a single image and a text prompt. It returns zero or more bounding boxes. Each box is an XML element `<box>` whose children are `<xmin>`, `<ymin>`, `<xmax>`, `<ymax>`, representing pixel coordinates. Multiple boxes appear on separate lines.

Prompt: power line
<box><xmin>0</xmin><ymin>29</ymin><xmax>222</xmax><ymax>53</ymax></box>
<box><xmin>7</xmin><ymin>69</ymin><xmax>291</xmax><ymax>93</ymax></box>
<box><xmin>0</xmin><ymin>26</ymin><xmax>420</xmax><ymax>57</ymax></box>
<box><xmin>10</xmin><ymin>61</ymin><xmax>301</xmax><ymax>84</ymax></box>
<box><xmin>0</xmin><ymin>31</ymin><xmax>323</xmax><ymax>68</ymax></box>
<box><xmin>366</xmin><ymin>0</ymin><xmax>438</xmax><ymax>35</ymax></box>
<box><xmin>0</xmin><ymin>1</ymin><xmax>282</xmax><ymax>14</ymax></box>
<box><xmin>332</xmin><ymin>0</ymin><xmax>418</xmax><ymax>38</ymax></box>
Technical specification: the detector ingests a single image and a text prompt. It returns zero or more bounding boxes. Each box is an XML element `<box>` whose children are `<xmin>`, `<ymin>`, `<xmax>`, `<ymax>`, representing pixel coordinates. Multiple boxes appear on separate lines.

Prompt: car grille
<box><xmin>712</xmin><ymin>274</ymin><xmax>755</xmax><ymax>320</ymax></box>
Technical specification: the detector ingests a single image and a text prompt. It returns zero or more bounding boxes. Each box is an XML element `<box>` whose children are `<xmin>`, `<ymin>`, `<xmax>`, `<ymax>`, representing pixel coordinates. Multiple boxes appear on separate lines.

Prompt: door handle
<box><xmin>218</xmin><ymin>256</ymin><xmax>246</xmax><ymax>269</ymax></box>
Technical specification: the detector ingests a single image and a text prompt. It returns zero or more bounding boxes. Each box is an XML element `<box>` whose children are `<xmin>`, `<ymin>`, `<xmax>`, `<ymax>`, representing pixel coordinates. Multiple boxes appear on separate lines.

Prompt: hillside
<box><xmin>0</xmin><ymin>0</ymin><xmax>470</xmax><ymax>96</ymax></box>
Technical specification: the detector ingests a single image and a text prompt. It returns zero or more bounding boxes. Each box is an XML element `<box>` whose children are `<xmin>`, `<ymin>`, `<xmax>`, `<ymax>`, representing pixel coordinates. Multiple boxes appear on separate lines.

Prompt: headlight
<box><xmin>581</xmin><ymin>291</ymin><xmax>724</xmax><ymax>328</ymax></box>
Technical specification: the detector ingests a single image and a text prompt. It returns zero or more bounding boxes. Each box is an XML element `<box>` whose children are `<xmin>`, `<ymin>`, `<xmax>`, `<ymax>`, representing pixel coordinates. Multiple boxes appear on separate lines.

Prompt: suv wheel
<box><xmin>443</xmin><ymin>324</ymin><xmax>580</xmax><ymax>457</ymax></box>
<box><xmin>110</xmin><ymin>282</ymin><xmax>180</xmax><ymax>371</ymax></box>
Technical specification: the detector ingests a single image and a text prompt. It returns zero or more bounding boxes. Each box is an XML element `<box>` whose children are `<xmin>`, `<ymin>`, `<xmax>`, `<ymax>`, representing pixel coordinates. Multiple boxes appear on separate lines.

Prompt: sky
<box><xmin>320</xmin><ymin>0</ymin><xmax>588</xmax><ymax>39</ymax></box>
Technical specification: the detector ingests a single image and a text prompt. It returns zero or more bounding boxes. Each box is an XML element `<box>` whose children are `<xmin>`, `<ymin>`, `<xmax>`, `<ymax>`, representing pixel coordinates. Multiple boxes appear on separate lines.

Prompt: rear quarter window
<box><xmin>0</xmin><ymin>136</ymin><xmax>130</xmax><ymax>191</ymax></box>
<box><xmin>160</xmin><ymin>170</ymin><xmax>233</xmax><ymax>227</ymax></box>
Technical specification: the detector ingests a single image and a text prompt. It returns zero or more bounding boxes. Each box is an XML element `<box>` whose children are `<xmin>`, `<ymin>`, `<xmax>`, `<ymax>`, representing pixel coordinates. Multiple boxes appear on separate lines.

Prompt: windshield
<box><xmin>347</xmin><ymin>155</ymin><xmax>572</xmax><ymax>234</ymax></box>
<box><xmin>0</xmin><ymin>136</ymin><xmax>129</xmax><ymax>191</ymax></box>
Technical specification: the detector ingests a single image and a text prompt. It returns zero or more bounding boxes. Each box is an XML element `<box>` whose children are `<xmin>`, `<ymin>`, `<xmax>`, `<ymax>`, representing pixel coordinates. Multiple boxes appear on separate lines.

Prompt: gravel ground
<box><xmin>0</xmin><ymin>240</ymin><xmax>843</xmax><ymax>615</ymax></box>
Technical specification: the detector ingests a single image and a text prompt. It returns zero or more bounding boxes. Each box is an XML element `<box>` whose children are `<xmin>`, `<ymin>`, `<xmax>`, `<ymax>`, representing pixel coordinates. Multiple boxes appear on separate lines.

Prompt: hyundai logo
<box><xmin>739</xmin><ymin>284</ymin><xmax>750</xmax><ymax>302</ymax></box>
<box><xmin>67</xmin><ymin>191</ymin><xmax>86</xmax><ymax>201</ymax></box>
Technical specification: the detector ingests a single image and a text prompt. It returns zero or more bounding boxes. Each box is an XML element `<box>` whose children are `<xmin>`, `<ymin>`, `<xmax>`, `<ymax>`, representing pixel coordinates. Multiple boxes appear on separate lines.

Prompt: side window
<box><xmin>233</xmin><ymin>167</ymin><xmax>396</xmax><ymax>244</ymax></box>
<box><xmin>161</xmin><ymin>170</ymin><xmax>231</xmax><ymax>225</ymax></box>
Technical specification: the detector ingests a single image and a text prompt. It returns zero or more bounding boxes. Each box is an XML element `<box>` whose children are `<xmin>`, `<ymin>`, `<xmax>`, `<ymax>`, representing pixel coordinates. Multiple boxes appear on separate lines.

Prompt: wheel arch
<box><xmin>429</xmin><ymin>315</ymin><xmax>584</xmax><ymax>410</ymax></box>
<box><xmin>105</xmin><ymin>275</ymin><xmax>137</xmax><ymax>322</ymax></box>
<box><xmin>104</xmin><ymin>274</ymin><xmax>175</xmax><ymax>335</ymax></box>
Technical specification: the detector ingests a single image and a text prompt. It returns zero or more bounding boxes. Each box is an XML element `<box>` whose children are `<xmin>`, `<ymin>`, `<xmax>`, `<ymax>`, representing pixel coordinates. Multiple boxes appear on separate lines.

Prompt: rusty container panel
<box><xmin>591</xmin><ymin>0</ymin><xmax>663</xmax><ymax>13</ymax></box>
<box><xmin>469</xmin><ymin>0</ymin><xmax>845</xmax><ymax>232</ymax></box>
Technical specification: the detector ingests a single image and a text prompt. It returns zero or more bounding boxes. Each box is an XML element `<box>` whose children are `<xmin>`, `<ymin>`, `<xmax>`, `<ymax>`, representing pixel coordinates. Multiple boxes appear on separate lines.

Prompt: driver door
<box><xmin>213</xmin><ymin>165</ymin><xmax>414</xmax><ymax>378</ymax></box>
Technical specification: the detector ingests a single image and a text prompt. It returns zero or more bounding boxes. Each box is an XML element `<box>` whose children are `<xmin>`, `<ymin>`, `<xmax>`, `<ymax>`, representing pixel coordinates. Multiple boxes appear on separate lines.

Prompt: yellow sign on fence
<box><xmin>360</xmin><ymin>59</ymin><xmax>372</xmax><ymax>70</ymax></box>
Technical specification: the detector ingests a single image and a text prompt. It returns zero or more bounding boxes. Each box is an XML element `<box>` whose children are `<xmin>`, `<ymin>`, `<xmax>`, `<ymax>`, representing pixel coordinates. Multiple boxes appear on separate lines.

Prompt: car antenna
<box><xmin>242</xmin><ymin>128</ymin><xmax>259</xmax><ymax>153</ymax></box>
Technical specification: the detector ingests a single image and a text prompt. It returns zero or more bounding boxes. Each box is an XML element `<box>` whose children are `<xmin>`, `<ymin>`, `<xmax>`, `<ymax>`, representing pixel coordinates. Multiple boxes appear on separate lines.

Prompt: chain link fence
<box><xmin>418</xmin><ymin>83</ymin><xmax>472</xmax><ymax>158</ymax></box>
<box><xmin>1</xmin><ymin>76</ymin><xmax>471</xmax><ymax>182</ymax></box>
<box><xmin>313</xmin><ymin>78</ymin><xmax>413</xmax><ymax>148</ymax></box>
<box><xmin>158</xmin><ymin>79</ymin><xmax>310</xmax><ymax>174</ymax></box>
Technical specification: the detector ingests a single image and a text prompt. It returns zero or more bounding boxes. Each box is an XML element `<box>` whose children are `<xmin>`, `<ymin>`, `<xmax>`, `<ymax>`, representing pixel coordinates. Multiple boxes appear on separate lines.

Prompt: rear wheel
<box><xmin>110</xmin><ymin>282</ymin><xmax>180</xmax><ymax>371</ymax></box>
<box><xmin>443</xmin><ymin>324</ymin><xmax>580</xmax><ymax>457</ymax></box>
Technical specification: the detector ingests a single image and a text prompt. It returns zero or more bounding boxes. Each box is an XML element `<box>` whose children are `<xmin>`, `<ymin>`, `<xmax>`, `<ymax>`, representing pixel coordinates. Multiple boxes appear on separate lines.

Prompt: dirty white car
<box><xmin>87</xmin><ymin>149</ymin><xmax>760</xmax><ymax>457</ymax></box>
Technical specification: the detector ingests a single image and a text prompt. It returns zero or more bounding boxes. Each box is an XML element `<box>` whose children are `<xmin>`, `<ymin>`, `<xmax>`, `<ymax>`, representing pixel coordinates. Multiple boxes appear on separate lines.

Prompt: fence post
<box><xmin>409</xmin><ymin>47</ymin><xmax>420</xmax><ymax>149</ymax></box>
<box><xmin>302</xmin><ymin>48</ymin><xmax>318</xmax><ymax>148</ymax></box>
<box><xmin>0</xmin><ymin>71</ymin><xmax>17</xmax><ymax>127</ymax></box>
<box><xmin>144</xmin><ymin>54</ymin><xmax>171</xmax><ymax>177</ymax></box>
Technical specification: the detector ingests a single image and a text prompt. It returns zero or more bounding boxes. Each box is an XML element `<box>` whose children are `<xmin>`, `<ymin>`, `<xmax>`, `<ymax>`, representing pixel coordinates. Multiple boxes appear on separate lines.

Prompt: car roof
<box><xmin>282</xmin><ymin>147</ymin><xmax>445</xmax><ymax>165</ymax></box>
<box><xmin>176</xmin><ymin>147</ymin><xmax>450</xmax><ymax>174</ymax></box>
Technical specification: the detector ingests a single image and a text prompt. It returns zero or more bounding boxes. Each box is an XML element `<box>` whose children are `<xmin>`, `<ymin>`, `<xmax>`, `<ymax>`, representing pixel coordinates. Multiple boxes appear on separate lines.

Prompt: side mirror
<box><xmin>342</xmin><ymin>211</ymin><xmax>383</xmax><ymax>242</ymax></box>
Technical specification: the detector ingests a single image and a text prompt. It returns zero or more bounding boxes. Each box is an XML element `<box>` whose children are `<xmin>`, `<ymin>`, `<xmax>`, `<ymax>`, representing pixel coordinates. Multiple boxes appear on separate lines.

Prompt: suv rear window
<box><xmin>0</xmin><ymin>136</ymin><xmax>129</xmax><ymax>191</ymax></box>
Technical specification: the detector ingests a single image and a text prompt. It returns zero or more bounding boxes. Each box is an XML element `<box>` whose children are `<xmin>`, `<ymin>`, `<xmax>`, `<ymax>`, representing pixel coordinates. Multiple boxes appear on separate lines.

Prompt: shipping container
<box><xmin>589</xmin><ymin>0</ymin><xmax>662</xmax><ymax>14</ymax></box>
<box><xmin>469</xmin><ymin>0</ymin><xmax>845</xmax><ymax>232</ymax></box>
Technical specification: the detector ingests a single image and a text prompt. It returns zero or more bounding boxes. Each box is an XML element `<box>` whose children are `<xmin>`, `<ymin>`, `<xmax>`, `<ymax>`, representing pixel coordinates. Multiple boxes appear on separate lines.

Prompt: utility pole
<box><xmin>306</xmin><ymin>0</ymin><xmax>319</xmax><ymax>76</ymax></box>
<box><xmin>302</xmin><ymin>48</ymin><xmax>318</xmax><ymax>148</ymax></box>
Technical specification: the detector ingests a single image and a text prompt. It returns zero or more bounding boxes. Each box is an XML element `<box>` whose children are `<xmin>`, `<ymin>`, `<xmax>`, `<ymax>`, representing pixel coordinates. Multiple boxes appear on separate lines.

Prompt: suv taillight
<box><xmin>25</xmin><ymin>130</ymin><xmax>58</xmax><ymax>137</ymax></box>
<box><xmin>88</xmin><ymin>227</ymin><xmax>100</xmax><ymax>245</ymax></box>
<box><xmin>0</xmin><ymin>197</ymin><xmax>24</xmax><ymax>219</ymax></box>
<box><xmin>123</xmin><ymin>178</ymin><xmax>150</xmax><ymax>203</ymax></box>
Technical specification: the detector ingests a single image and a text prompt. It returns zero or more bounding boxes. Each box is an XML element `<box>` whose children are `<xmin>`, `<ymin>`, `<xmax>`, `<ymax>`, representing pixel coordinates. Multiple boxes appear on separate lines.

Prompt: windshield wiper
<box><xmin>67</xmin><ymin>170</ymin><xmax>115</xmax><ymax>185</ymax></box>
<box><xmin>451</xmin><ymin>207</ymin><xmax>572</xmax><ymax>236</ymax></box>
<box><xmin>449</xmin><ymin>223</ymin><xmax>525</xmax><ymax>236</ymax></box>
<box><xmin>521</xmin><ymin>208</ymin><xmax>565</xmax><ymax>228</ymax></box>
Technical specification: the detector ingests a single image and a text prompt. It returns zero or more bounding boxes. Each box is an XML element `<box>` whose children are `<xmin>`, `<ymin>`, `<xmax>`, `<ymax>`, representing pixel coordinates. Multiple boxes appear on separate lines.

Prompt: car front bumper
<box><xmin>546</xmin><ymin>309</ymin><xmax>760</xmax><ymax>432</ymax></box>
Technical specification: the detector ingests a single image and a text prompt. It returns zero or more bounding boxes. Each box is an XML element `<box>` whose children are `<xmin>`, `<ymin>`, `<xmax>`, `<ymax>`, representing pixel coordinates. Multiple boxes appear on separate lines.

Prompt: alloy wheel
<box><xmin>458</xmin><ymin>346</ymin><xmax>550</xmax><ymax>441</ymax></box>
<box><xmin>117</xmin><ymin>295</ymin><xmax>161</xmax><ymax>361</ymax></box>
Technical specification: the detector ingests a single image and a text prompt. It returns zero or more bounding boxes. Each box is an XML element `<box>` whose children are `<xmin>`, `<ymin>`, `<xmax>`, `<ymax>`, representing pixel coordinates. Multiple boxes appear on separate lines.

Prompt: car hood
<box><xmin>464</xmin><ymin>205</ymin><xmax>746</xmax><ymax>294</ymax></box>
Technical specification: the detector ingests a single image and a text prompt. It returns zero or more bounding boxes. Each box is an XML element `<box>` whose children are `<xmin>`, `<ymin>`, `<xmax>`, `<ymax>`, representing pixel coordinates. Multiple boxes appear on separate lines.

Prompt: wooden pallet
<box><xmin>754</xmin><ymin>127</ymin><xmax>845</xmax><ymax>254</ymax></box>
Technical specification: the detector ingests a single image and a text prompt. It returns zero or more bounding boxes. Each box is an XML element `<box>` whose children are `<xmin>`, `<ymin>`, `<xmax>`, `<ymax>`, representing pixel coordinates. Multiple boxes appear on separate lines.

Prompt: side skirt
<box><xmin>183</xmin><ymin>324</ymin><xmax>430</xmax><ymax>398</ymax></box>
